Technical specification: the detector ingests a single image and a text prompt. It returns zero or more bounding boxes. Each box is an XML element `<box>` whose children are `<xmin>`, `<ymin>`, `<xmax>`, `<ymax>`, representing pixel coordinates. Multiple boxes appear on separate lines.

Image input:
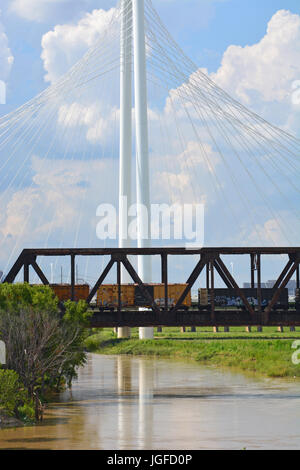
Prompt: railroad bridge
<box><xmin>3</xmin><ymin>247</ymin><xmax>300</xmax><ymax>328</ymax></box>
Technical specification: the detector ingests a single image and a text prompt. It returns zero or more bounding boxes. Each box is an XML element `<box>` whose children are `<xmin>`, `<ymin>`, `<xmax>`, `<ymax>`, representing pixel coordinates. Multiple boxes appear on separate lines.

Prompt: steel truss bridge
<box><xmin>3</xmin><ymin>247</ymin><xmax>300</xmax><ymax>328</ymax></box>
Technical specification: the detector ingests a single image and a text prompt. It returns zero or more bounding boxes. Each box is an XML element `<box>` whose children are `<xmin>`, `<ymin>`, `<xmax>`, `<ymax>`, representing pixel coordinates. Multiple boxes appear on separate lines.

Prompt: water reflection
<box><xmin>138</xmin><ymin>358</ymin><xmax>154</xmax><ymax>449</ymax></box>
<box><xmin>0</xmin><ymin>354</ymin><xmax>300</xmax><ymax>450</ymax></box>
<box><xmin>116</xmin><ymin>356</ymin><xmax>154</xmax><ymax>449</ymax></box>
<box><xmin>117</xmin><ymin>356</ymin><xmax>133</xmax><ymax>449</ymax></box>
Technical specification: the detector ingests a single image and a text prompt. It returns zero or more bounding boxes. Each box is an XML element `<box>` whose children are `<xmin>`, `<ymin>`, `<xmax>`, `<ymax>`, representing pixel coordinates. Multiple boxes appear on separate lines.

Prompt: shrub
<box><xmin>0</xmin><ymin>284</ymin><xmax>91</xmax><ymax>420</ymax></box>
<box><xmin>0</xmin><ymin>369</ymin><xmax>34</xmax><ymax>422</ymax></box>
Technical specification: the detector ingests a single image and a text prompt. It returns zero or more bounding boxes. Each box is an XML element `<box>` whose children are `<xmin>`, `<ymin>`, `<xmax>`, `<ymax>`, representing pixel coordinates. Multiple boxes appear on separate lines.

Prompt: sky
<box><xmin>0</xmin><ymin>0</ymin><xmax>300</xmax><ymax>112</ymax></box>
<box><xmin>0</xmin><ymin>0</ymin><xmax>300</xmax><ymax>285</ymax></box>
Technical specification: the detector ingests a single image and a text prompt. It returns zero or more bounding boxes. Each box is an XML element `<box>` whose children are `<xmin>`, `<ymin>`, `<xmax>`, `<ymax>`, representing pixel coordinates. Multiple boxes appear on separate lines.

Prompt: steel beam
<box><xmin>31</xmin><ymin>261</ymin><xmax>49</xmax><ymax>285</ymax></box>
<box><xmin>161</xmin><ymin>253</ymin><xmax>168</xmax><ymax>311</ymax></box>
<box><xmin>264</xmin><ymin>257</ymin><xmax>300</xmax><ymax>321</ymax></box>
<box><xmin>257</xmin><ymin>254</ymin><xmax>262</xmax><ymax>312</ymax></box>
<box><xmin>89</xmin><ymin>310</ymin><xmax>300</xmax><ymax>328</ymax></box>
<box><xmin>86</xmin><ymin>258</ymin><xmax>115</xmax><ymax>304</ymax></box>
<box><xmin>121</xmin><ymin>256</ymin><xmax>161</xmax><ymax>314</ymax></box>
<box><xmin>216</xmin><ymin>256</ymin><xmax>255</xmax><ymax>316</ymax></box>
<box><xmin>214</xmin><ymin>259</ymin><xmax>235</xmax><ymax>289</ymax></box>
<box><xmin>172</xmin><ymin>254</ymin><xmax>209</xmax><ymax>312</ymax></box>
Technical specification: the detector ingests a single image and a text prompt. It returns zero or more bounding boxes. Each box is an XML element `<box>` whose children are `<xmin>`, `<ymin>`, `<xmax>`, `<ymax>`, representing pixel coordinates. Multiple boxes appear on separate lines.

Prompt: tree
<box><xmin>0</xmin><ymin>284</ymin><xmax>91</xmax><ymax>420</ymax></box>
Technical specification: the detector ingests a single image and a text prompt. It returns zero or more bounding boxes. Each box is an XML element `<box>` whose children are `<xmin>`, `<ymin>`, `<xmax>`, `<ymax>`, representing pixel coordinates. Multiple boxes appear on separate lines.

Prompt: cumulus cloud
<box><xmin>0</xmin><ymin>17</ymin><xmax>14</xmax><ymax>82</ymax></box>
<box><xmin>0</xmin><ymin>155</ymin><xmax>118</xmax><ymax>267</ymax></box>
<box><xmin>247</xmin><ymin>213</ymin><xmax>300</xmax><ymax>247</ymax></box>
<box><xmin>41</xmin><ymin>7</ymin><xmax>116</xmax><ymax>84</ymax></box>
<box><xmin>9</xmin><ymin>0</ymin><xmax>103</xmax><ymax>23</ymax></box>
<box><xmin>57</xmin><ymin>101</ymin><xmax>119</xmax><ymax>144</ymax></box>
<box><xmin>2</xmin><ymin>4</ymin><xmax>299</xmax><ymax>261</ymax></box>
<box><xmin>208</xmin><ymin>9</ymin><xmax>300</xmax><ymax>131</ymax></box>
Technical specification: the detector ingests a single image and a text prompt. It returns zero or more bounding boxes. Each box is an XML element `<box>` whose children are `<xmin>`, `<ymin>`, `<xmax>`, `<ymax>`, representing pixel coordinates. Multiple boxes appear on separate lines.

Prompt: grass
<box><xmin>84</xmin><ymin>327</ymin><xmax>300</xmax><ymax>378</ymax></box>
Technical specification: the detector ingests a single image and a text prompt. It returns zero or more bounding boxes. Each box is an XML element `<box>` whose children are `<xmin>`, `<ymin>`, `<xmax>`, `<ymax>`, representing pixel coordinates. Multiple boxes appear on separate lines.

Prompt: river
<box><xmin>0</xmin><ymin>354</ymin><xmax>300</xmax><ymax>450</ymax></box>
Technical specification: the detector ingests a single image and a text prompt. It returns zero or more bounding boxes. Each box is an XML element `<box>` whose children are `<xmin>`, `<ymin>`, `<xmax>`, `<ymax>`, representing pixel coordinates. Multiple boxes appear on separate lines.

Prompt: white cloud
<box><xmin>57</xmin><ymin>101</ymin><xmax>119</xmax><ymax>144</ymax></box>
<box><xmin>247</xmin><ymin>213</ymin><xmax>300</xmax><ymax>247</ymax></box>
<box><xmin>0</xmin><ymin>155</ymin><xmax>118</xmax><ymax>266</ymax></box>
<box><xmin>211</xmin><ymin>10</ymin><xmax>300</xmax><ymax>104</ymax></box>
<box><xmin>0</xmin><ymin>17</ymin><xmax>14</xmax><ymax>82</ymax></box>
<box><xmin>9</xmin><ymin>0</ymin><xmax>100</xmax><ymax>23</ymax></box>
<box><xmin>41</xmin><ymin>7</ymin><xmax>116</xmax><ymax>84</ymax></box>
<box><xmin>2</xmin><ymin>4</ymin><xmax>299</xmax><ymax>261</ymax></box>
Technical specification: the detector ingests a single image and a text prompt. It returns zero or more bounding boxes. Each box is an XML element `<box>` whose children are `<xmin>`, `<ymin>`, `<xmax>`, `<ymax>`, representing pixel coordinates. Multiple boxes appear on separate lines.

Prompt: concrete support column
<box><xmin>118</xmin><ymin>327</ymin><xmax>131</xmax><ymax>339</ymax></box>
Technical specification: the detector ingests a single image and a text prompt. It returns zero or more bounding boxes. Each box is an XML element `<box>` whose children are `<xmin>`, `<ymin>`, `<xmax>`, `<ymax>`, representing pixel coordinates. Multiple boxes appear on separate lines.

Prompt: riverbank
<box><xmin>85</xmin><ymin>328</ymin><xmax>300</xmax><ymax>378</ymax></box>
<box><xmin>0</xmin><ymin>410</ymin><xmax>23</xmax><ymax>429</ymax></box>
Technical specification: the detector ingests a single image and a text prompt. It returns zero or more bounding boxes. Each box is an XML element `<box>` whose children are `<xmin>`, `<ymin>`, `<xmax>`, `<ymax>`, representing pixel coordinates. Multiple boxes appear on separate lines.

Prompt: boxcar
<box><xmin>199</xmin><ymin>288</ymin><xmax>289</xmax><ymax>309</ymax></box>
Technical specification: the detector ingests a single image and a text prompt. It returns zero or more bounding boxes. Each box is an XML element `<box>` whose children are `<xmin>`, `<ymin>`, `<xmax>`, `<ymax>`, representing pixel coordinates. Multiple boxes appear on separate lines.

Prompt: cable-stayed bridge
<box><xmin>1</xmin><ymin>0</ymin><xmax>300</xmax><ymax>328</ymax></box>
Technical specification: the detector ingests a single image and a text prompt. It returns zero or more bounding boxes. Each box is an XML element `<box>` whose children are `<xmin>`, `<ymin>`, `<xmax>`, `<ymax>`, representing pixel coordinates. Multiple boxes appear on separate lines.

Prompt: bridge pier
<box><xmin>118</xmin><ymin>327</ymin><xmax>131</xmax><ymax>339</ymax></box>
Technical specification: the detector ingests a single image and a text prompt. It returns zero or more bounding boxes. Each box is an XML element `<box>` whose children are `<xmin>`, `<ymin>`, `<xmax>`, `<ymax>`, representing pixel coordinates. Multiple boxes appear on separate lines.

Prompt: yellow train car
<box><xmin>152</xmin><ymin>284</ymin><xmax>191</xmax><ymax>308</ymax></box>
<box><xmin>97</xmin><ymin>284</ymin><xmax>135</xmax><ymax>308</ymax></box>
<box><xmin>50</xmin><ymin>284</ymin><xmax>89</xmax><ymax>302</ymax></box>
<box><xmin>97</xmin><ymin>283</ymin><xmax>191</xmax><ymax>309</ymax></box>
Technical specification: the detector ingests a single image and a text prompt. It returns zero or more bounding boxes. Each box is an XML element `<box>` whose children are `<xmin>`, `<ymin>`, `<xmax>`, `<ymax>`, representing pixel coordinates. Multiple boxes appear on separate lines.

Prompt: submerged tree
<box><xmin>0</xmin><ymin>284</ymin><xmax>90</xmax><ymax>420</ymax></box>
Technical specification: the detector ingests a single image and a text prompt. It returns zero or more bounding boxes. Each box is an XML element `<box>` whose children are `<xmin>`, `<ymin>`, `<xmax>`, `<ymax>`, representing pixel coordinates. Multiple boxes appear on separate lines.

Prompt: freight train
<box><xmin>199</xmin><ymin>288</ymin><xmax>289</xmax><ymax>310</ymax></box>
<box><xmin>96</xmin><ymin>284</ymin><xmax>191</xmax><ymax>310</ymax></box>
<box><xmin>47</xmin><ymin>284</ymin><xmax>291</xmax><ymax>311</ymax></box>
<box><xmin>46</xmin><ymin>283</ymin><xmax>191</xmax><ymax>310</ymax></box>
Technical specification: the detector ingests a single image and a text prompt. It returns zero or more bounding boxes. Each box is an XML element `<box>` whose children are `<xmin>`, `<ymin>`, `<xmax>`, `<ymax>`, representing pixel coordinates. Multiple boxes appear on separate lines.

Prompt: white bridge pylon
<box><xmin>119</xmin><ymin>0</ymin><xmax>153</xmax><ymax>340</ymax></box>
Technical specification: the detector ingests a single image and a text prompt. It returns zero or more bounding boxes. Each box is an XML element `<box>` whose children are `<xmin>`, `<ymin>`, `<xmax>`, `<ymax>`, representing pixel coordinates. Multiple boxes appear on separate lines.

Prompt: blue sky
<box><xmin>1</xmin><ymin>0</ymin><xmax>300</xmax><ymax>112</ymax></box>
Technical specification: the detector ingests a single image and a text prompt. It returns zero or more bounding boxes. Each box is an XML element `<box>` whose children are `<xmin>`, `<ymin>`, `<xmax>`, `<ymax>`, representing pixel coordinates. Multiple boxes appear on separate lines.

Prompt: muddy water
<box><xmin>0</xmin><ymin>354</ymin><xmax>300</xmax><ymax>450</ymax></box>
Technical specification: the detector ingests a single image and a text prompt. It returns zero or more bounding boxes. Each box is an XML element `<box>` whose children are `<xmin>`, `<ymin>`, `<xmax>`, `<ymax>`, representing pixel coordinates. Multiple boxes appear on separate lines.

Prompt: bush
<box><xmin>0</xmin><ymin>369</ymin><xmax>24</xmax><ymax>415</ymax></box>
<box><xmin>0</xmin><ymin>369</ymin><xmax>34</xmax><ymax>422</ymax></box>
<box><xmin>0</xmin><ymin>284</ymin><xmax>91</xmax><ymax>420</ymax></box>
<box><xmin>17</xmin><ymin>403</ymin><xmax>35</xmax><ymax>424</ymax></box>
<box><xmin>0</xmin><ymin>283</ymin><xmax>58</xmax><ymax>313</ymax></box>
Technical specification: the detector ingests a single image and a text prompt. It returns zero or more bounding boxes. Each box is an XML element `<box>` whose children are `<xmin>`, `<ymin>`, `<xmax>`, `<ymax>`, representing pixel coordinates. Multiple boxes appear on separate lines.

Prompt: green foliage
<box><xmin>17</xmin><ymin>402</ymin><xmax>35</xmax><ymax>424</ymax></box>
<box><xmin>84</xmin><ymin>330</ymin><xmax>116</xmax><ymax>351</ymax></box>
<box><xmin>86</xmin><ymin>328</ymin><xmax>300</xmax><ymax>379</ymax></box>
<box><xmin>63</xmin><ymin>299</ymin><xmax>91</xmax><ymax>326</ymax></box>
<box><xmin>0</xmin><ymin>369</ymin><xmax>24</xmax><ymax>415</ymax></box>
<box><xmin>0</xmin><ymin>284</ymin><xmax>91</xmax><ymax>422</ymax></box>
<box><xmin>0</xmin><ymin>283</ymin><xmax>58</xmax><ymax>314</ymax></box>
<box><xmin>0</xmin><ymin>369</ymin><xmax>34</xmax><ymax>422</ymax></box>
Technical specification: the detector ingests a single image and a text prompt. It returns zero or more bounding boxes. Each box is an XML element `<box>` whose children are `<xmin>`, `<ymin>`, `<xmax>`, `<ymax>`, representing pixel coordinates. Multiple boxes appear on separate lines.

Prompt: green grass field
<box><xmin>84</xmin><ymin>327</ymin><xmax>300</xmax><ymax>378</ymax></box>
